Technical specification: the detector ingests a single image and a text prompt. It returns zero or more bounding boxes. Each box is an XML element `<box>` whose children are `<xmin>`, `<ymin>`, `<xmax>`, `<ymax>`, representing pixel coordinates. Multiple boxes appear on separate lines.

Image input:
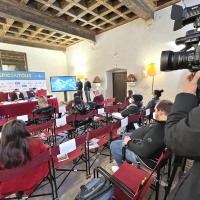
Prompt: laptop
<box><xmin>133</xmin><ymin>123</ymin><xmax>140</xmax><ymax>129</ymax></box>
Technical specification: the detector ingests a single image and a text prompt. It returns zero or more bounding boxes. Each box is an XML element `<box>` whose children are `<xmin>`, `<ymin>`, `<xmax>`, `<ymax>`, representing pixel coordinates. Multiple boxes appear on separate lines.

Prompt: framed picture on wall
<box><xmin>0</xmin><ymin>50</ymin><xmax>28</xmax><ymax>71</ymax></box>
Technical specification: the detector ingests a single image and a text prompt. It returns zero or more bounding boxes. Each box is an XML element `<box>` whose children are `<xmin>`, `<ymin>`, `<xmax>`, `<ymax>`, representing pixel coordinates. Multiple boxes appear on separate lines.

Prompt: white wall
<box><xmin>66</xmin><ymin>0</ymin><xmax>197</xmax><ymax>105</ymax></box>
<box><xmin>0</xmin><ymin>43</ymin><xmax>67</xmax><ymax>101</ymax></box>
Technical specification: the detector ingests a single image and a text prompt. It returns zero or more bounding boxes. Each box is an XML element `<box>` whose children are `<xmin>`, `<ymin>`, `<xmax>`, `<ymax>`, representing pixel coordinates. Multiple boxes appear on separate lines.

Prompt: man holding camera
<box><xmin>165</xmin><ymin>72</ymin><xmax>200</xmax><ymax>200</ymax></box>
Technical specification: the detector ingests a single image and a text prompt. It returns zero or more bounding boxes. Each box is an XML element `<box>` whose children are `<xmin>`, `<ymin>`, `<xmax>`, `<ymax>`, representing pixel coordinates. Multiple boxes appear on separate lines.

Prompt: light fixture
<box><xmin>76</xmin><ymin>72</ymin><xmax>84</xmax><ymax>79</ymax></box>
<box><xmin>147</xmin><ymin>63</ymin><xmax>157</xmax><ymax>93</ymax></box>
<box><xmin>126</xmin><ymin>74</ymin><xmax>137</xmax><ymax>87</ymax></box>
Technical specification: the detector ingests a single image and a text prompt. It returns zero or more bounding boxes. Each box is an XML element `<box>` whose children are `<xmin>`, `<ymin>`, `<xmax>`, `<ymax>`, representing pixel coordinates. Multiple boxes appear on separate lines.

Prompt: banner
<box><xmin>0</xmin><ymin>71</ymin><xmax>46</xmax><ymax>92</ymax></box>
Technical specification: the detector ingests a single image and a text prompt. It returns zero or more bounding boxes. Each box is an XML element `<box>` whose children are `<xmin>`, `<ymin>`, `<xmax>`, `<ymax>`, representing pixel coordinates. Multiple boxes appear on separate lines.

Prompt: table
<box><xmin>0</xmin><ymin>98</ymin><xmax>59</xmax><ymax>117</ymax></box>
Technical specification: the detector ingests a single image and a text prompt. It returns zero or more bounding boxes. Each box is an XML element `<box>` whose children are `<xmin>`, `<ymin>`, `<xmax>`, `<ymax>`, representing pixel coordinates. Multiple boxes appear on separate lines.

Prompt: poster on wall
<box><xmin>0</xmin><ymin>71</ymin><xmax>46</xmax><ymax>92</ymax></box>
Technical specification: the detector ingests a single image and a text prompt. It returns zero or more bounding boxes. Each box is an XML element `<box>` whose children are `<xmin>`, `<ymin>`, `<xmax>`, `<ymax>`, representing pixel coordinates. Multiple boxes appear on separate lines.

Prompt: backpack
<box><xmin>88</xmin><ymin>102</ymin><xmax>97</xmax><ymax>109</ymax></box>
<box><xmin>75</xmin><ymin>177</ymin><xmax>114</xmax><ymax>200</ymax></box>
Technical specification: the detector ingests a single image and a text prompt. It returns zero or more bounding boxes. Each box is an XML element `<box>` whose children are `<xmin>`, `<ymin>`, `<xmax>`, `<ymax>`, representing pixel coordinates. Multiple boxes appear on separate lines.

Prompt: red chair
<box><xmin>104</xmin><ymin>104</ymin><xmax>120</xmax><ymax>124</ymax></box>
<box><xmin>87</xmin><ymin>124</ymin><xmax>112</xmax><ymax>176</ymax></box>
<box><xmin>51</xmin><ymin>134</ymin><xmax>88</xmax><ymax>190</ymax></box>
<box><xmin>74</xmin><ymin>110</ymin><xmax>94</xmax><ymax>135</ymax></box>
<box><xmin>54</xmin><ymin>115</ymin><xmax>75</xmax><ymax>143</ymax></box>
<box><xmin>0</xmin><ymin>149</ymin><xmax>55</xmax><ymax>199</ymax></box>
<box><xmin>0</xmin><ymin>92</ymin><xmax>8</xmax><ymax>102</ymax></box>
<box><xmin>37</xmin><ymin>89</ymin><xmax>47</xmax><ymax>97</ymax></box>
<box><xmin>122</xmin><ymin>147</ymin><xmax>172</xmax><ymax>200</ymax></box>
<box><xmin>106</xmin><ymin>97</ymin><xmax>116</xmax><ymax>106</ymax></box>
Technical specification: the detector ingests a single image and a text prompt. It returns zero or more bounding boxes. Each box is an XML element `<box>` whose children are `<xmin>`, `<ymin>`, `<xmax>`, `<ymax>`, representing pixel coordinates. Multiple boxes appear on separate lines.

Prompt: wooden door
<box><xmin>113</xmin><ymin>72</ymin><xmax>127</xmax><ymax>103</ymax></box>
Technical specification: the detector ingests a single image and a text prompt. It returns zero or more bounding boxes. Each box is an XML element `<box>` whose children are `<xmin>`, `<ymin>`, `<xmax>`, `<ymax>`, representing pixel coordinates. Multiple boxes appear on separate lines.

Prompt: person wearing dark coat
<box><xmin>32</xmin><ymin>96</ymin><xmax>54</xmax><ymax>124</ymax></box>
<box><xmin>165</xmin><ymin>72</ymin><xmax>200</xmax><ymax>200</ymax></box>
<box><xmin>121</xmin><ymin>94</ymin><xmax>143</xmax><ymax>118</ymax></box>
<box><xmin>84</xmin><ymin>78</ymin><xmax>92</xmax><ymax>103</ymax></box>
<box><xmin>76</xmin><ymin>78</ymin><xmax>83</xmax><ymax>100</ymax></box>
<box><xmin>110</xmin><ymin>100</ymin><xmax>173</xmax><ymax>173</ymax></box>
<box><xmin>30</xmin><ymin>88</ymin><xmax>37</xmax><ymax>98</ymax></box>
<box><xmin>11</xmin><ymin>89</ymin><xmax>24</xmax><ymax>101</ymax></box>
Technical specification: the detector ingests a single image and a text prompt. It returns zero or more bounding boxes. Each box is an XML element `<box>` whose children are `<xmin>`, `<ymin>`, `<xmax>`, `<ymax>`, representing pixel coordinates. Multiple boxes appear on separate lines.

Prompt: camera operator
<box><xmin>165</xmin><ymin>71</ymin><xmax>200</xmax><ymax>200</ymax></box>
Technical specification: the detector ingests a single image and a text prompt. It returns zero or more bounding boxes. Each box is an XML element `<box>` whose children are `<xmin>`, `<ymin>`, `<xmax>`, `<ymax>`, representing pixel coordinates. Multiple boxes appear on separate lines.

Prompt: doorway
<box><xmin>113</xmin><ymin>72</ymin><xmax>127</xmax><ymax>103</ymax></box>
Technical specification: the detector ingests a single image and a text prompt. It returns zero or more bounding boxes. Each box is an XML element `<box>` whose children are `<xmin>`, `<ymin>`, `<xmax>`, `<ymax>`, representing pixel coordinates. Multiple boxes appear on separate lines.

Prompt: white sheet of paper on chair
<box><xmin>17</xmin><ymin>115</ymin><xmax>28</xmax><ymax>121</ymax></box>
<box><xmin>59</xmin><ymin>107</ymin><xmax>66</xmax><ymax>114</ymax></box>
<box><xmin>146</xmin><ymin>109</ymin><xmax>150</xmax><ymax>116</ymax></box>
<box><xmin>56</xmin><ymin>117</ymin><xmax>66</xmax><ymax>127</ymax></box>
<box><xmin>121</xmin><ymin>117</ymin><xmax>128</xmax><ymax>127</ymax></box>
<box><xmin>98</xmin><ymin>108</ymin><xmax>104</xmax><ymax>114</ymax></box>
<box><xmin>59</xmin><ymin>139</ymin><xmax>76</xmax><ymax>155</ymax></box>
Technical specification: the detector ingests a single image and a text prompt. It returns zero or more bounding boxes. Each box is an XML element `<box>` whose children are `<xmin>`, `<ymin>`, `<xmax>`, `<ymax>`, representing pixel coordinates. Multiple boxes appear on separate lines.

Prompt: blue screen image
<box><xmin>50</xmin><ymin>76</ymin><xmax>76</xmax><ymax>92</ymax></box>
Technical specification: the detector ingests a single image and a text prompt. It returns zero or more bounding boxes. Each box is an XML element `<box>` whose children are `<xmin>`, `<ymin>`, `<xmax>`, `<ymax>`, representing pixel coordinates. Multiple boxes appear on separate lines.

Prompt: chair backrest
<box><xmin>37</xmin><ymin>89</ymin><xmax>47</xmax><ymax>97</ymax></box>
<box><xmin>110</xmin><ymin>121</ymin><xmax>121</xmax><ymax>130</ymax></box>
<box><xmin>0</xmin><ymin>92</ymin><xmax>8</xmax><ymax>102</ymax></box>
<box><xmin>66</xmin><ymin>114</ymin><xmax>76</xmax><ymax>123</ymax></box>
<box><xmin>26</xmin><ymin>121</ymin><xmax>53</xmax><ymax>133</ymax></box>
<box><xmin>104</xmin><ymin>104</ymin><xmax>119</xmax><ymax>113</ymax></box>
<box><xmin>76</xmin><ymin>110</ymin><xmax>93</xmax><ymax>121</ymax></box>
<box><xmin>106</xmin><ymin>97</ymin><xmax>116</xmax><ymax>105</ymax></box>
<box><xmin>75</xmin><ymin>134</ymin><xmax>87</xmax><ymax>146</ymax></box>
<box><xmin>87</xmin><ymin>124</ymin><xmax>111</xmax><ymax>141</ymax></box>
<box><xmin>128</xmin><ymin>114</ymin><xmax>141</xmax><ymax>123</ymax></box>
<box><xmin>118</xmin><ymin>102</ymin><xmax>129</xmax><ymax>110</ymax></box>
<box><xmin>66</xmin><ymin>105</ymin><xmax>71</xmax><ymax>111</ymax></box>
<box><xmin>150</xmin><ymin>107</ymin><xmax>155</xmax><ymax>113</ymax></box>
<box><xmin>0</xmin><ymin>149</ymin><xmax>50</xmax><ymax>182</ymax></box>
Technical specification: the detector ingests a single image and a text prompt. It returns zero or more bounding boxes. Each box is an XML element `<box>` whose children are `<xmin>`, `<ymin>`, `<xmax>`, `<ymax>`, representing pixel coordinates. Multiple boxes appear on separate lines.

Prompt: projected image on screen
<box><xmin>50</xmin><ymin>76</ymin><xmax>76</xmax><ymax>92</ymax></box>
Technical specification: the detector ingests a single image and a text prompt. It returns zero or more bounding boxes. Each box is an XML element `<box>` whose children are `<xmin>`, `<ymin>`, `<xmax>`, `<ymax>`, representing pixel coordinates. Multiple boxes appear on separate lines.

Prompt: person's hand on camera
<box><xmin>184</xmin><ymin>71</ymin><xmax>200</xmax><ymax>95</ymax></box>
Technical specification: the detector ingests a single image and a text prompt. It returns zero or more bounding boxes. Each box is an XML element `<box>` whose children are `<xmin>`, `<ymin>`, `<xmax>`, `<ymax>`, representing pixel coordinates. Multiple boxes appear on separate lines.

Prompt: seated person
<box><xmin>145</xmin><ymin>89</ymin><xmax>164</xmax><ymax>109</ymax></box>
<box><xmin>67</xmin><ymin>93</ymin><xmax>79</xmax><ymax>106</ymax></box>
<box><xmin>124</xmin><ymin>90</ymin><xmax>133</xmax><ymax>102</ymax></box>
<box><xmin>11</xmin><ymin>89</ymin><xmax>24</xmax><ymax>101</ymax></box>
<box><xmin>68</xmin><ymin>96</ymin><xmax>91</xmax><ymax>127</ymax></box>
<box><xmin>93</xmin><ymin>89</ymin><xmax>104</xmax><ymax>108</ymax></box>
<box><xmin>68</xmin><ymin>96</ymin><xmax>90</xmax><ymax>115</ymax></box>
<box><xmin>121</xmin><ymin>94</ymin><xmax>143</xmax><ymax>118</ymax></box>
<box><xmin>0</xmin><ymin>120</ymin><xmax>48</xmax><ymax>196</ymax></box>
<box><xmin>32</xmin><ymin>96</ymin><xmax>55</xmax><ymax>124</ymax></box>
<box><xmin>30</xmin><ymin>87</ymin><xmax>38</xmax><ymax>98</ymax></box>
<box><xmin>110</xmin><ymin>100</ymin><xmax>173</xmax><ymax>172</ymax></box>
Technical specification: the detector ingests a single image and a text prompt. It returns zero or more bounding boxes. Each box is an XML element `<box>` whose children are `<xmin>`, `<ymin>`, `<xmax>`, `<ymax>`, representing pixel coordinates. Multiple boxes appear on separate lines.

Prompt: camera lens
<box><xmin>160</xmin><ymin>50</ymin><xmax>196</xmax><ymax>71</ymax></box>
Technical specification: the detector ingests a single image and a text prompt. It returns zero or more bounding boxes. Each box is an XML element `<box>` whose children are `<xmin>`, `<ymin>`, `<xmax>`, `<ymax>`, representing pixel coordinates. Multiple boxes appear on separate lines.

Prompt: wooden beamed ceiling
<box><xmin>0</xmin><ymin>0</ymin><xmax>180</xmax><ymax>51</ymax></box>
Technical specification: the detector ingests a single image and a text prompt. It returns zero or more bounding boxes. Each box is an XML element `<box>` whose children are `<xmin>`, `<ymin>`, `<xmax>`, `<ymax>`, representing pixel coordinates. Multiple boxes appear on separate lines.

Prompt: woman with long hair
<box><xmin>0</xmin><ymin>120</ymin><xmax>48</xmax><ymax>196</ymax></box>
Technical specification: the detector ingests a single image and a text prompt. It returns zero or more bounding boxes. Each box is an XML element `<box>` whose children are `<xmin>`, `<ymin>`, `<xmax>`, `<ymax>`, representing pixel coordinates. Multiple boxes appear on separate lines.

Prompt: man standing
<box><xmin>84</xmin><ymin>78</ymin><xmax>91</xmax><ymax>103</ymax></box>
<box><xmin>110</xmin><ymin>100</ymin><xmax>173</xmax><ymax>172</ymax></box>
<box><xmin>76</xmin><ymin>78</ymin><xmax>83</xmax><ymax>100</ymax></box>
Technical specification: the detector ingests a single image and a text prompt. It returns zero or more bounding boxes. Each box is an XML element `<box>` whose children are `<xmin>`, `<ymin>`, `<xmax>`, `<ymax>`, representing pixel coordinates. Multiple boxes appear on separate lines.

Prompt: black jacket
<box><xmin>69</xmin><ymin>102</ymin><xmax>90</xmax><ymax>115</ymax></box>
<box><xmin>127</xmin><ymin>121</ymin><xmax>166</xmax><ymax>169</ymax></box>
<box><xmin>32</xmin><ymin>105</ymin><xmax>55</xmax><ymax>124</ymax></box>
<box><xmin>11</xmin><ymin>92</ymin><xmax>24</xmax><ymax>101</ymax></box>
<box><xmin>121</xmin><ymin>101</ymin><xmax>143</xmax><ymax>118</ymax></box>
<box><xmin>165</xmin><ymin>93</ymin><xmax>200</xmax><ymax>200</ymax></box>
<box><xmin>84</xmin><ymin>81</ymin><xmax>91</xmax><ymax>91</ymax></box>
<box><xmin>76</xmin><ymin>81</ymin><xmax>83</xmax><ymax>90</ymax></box>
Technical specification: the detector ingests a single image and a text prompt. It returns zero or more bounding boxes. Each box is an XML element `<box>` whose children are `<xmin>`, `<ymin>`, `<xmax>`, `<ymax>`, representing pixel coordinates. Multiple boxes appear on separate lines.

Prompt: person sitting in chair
<box><xmin>110</xmin><ymin>100</ymin><xmax>173</xmax><ymax>173</ymax></box>
<box><xmin>121</xmin><ymin>94</ymin><xmax>143</xmax><ymax>118</ymax></box>
<box><xmin>11</xmin><ymin>89</ymin><xmax>24</xmax><ymax>101</ymax></box>
<box><xmin>93</xmin><ymin>89</ymin><xmax>104</xmax><ymax>108</ymax></box>
<box><xmin>30</xmin><ymin>88</ymin><xmax>38</xmax><ymax>98</ymax></box>
<box><xmin>0</xmin><ymin>120</ymin><xmax>48</xmax><ymax>197</ymax></box>
<box><xmin>32</xmin><ymin>96</ymin><xmax>54</xmax><ymax>124</ymax></box>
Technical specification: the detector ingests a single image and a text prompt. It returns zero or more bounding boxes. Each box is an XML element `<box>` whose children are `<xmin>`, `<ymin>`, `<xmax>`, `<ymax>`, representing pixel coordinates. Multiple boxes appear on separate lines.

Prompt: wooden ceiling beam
<box><xmin>120</xmin><ymin>0</ymin><xmax>154</xmax><ymax>20</ymax></box>
<box><xmin>0</xmin><ymin>0</ymin><xmax>96</xmax><ymax>41</ymax></box>
<box><xmin>0</xmin><ymin>36</ymin><xmax>66</xmax><ymax>51</ymax></box>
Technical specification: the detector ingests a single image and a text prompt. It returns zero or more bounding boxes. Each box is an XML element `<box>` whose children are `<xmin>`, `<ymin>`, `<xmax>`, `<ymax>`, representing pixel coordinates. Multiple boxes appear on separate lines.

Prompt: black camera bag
<box><xmin>75</xmin><ymin>176</ymin><xmax>113</xmax><ymax>200</ymax></box>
